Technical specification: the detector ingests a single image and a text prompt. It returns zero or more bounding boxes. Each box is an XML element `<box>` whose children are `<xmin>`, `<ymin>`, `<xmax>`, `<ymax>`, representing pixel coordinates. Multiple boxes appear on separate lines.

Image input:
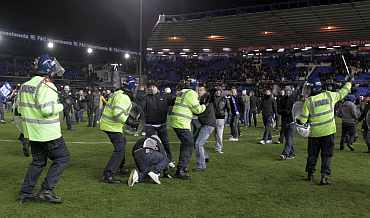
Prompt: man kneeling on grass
<box><xmin>128</xmin><ymin>135</ymin><xmax>171</xmax><ymax>187</ymax></box>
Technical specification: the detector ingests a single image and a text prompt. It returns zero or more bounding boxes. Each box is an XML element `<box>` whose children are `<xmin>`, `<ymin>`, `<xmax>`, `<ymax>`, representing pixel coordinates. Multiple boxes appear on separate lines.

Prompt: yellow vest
<box><xmin>18</xmin><ymin>76</ymin><xmax>64</xmax><ymax>142</ymax></box>
<box><xmin>170</xmin><ymin>89</ymin><xmax>206</xmax><ymax>130</ymax></box>
<box><xmin>298</xmin><ymin>82</ymin><xmax>351</xmax><ymax>137</ymax></box>
<box><xmin>100</xmin><ymin>90</ymin><xmax>132</xmax><ymax>133</ymax></box>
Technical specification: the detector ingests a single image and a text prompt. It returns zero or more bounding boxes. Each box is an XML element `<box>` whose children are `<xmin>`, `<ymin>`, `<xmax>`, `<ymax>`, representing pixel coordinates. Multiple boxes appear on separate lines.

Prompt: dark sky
<box><xmin>0</xmin><ymin>0</ymin><xmax>333</xmax><ymax>51</ymax></box>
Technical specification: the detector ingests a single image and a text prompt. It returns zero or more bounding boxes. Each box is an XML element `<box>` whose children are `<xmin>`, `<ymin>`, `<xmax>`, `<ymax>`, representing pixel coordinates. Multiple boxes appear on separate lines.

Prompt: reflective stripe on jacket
<box><xmin>170</xmin><ymin>89</ymin><xmax>206</xmax><ymax>130</ymax></box>
<box><xmin>298</xmin><ymin>82</ymin><xmax>351</xmax><ymax>137</ymax></box>
<box><xmin>100</xmin><ymin>90</ymin><xmax>132</xmax><ymax>133</ymax></box>
<box><xmin>18</xmin><ymin>76</ymin><xmax>64</xmax><ymax>142</ymax></box>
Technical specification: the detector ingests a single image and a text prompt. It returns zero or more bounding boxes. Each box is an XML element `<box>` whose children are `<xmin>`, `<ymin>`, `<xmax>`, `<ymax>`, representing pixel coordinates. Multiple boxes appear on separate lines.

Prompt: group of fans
<box><xmin>2</xmin><ymin>53</ymin><xmax>368</xmax><ymax>205</ymax></box>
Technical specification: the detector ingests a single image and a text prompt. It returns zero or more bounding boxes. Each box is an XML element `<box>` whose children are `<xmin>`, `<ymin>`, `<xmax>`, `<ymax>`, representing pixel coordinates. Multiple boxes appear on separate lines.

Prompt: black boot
<box><xmin>339</xmin><ymin>145</ymin><xmax>344</xmax><ymax>151</ymax></box>
<box><xmin>102</xmin><ymin>175</ymin><xmax>122</xmax><ymax>184</ymax></box>
<box><xmin>347</xmin><ymin>144</ymin><xmax>355</xmax><ymax>152</ymax></box>
<box><xmin>306</xmin><ymin>173</ymin><xmax>314</xmax><ymax>183</ymax></box>
<box><xmin>38</xmin><ymin>189</ymin><xmax>63</xmax><ymax>204</ymax></box>
<box><xmin>320</xmin><ymin>175</ymin><xmax>330</xmax><ymax>185</ymax></box>
<box><xmin>18</xmin><ymin>192</ymin><xmax>37</xmax><ymax>204</ymax></box>
<box><xmin>175</xmin><ymin>168</ymin><xmax>191</xmax><ymax>180</ymax></box>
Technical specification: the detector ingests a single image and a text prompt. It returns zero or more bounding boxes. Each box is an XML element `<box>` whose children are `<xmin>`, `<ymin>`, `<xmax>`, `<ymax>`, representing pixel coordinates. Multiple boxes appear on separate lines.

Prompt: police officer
<box><xmin>297</xmin><ymin>78</ymin><xmax>352</xmax><ymax>185</ymax></box>
<box><xmin>18</xmin><ymin>54</ymin><xmax>70</xmax><ymax>203</ymax></box>
<box><xmin>100</xmin><ymin>83</ymin><xmax>132</xmax><ymax>184</ymax></box>
<box><xmin>170</xmin><ymin>81</ymin><xmax>206</xmax><ymax>179</ymax></box>
<box><xmin>128</xmin><ymin>135</ymin><xmax>170</xmax><ymax>187</ymax></box>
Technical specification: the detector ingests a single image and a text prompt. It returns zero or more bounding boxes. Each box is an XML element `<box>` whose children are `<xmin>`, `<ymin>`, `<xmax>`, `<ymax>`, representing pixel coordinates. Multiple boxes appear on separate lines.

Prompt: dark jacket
<box><xmin>358</xmin><ymin>102</ymin><xmax>370</xmax><ymax>131</ymax></box>
<box><xmin>228</xmin><ymin>95</ymin><xmax>244</xmax><ymax>116</ymax></box>
<box><xmin>213</xmin><ymin>96</ymin><xmax>230</xmax><ymax>119</ymax></box>
<box><xmin>198</xmin><ymin>94</ymin><xmax>216</xmax><ymax>127</ymax></box>
<box><xmin>140</xmin><ymin>93</ymin><xmax>175</xmax><ymax>125</ymax></box>
<box><xmin>250</xmin><ymin>95</ymin><xmax>259</xmax><ymax>113</ymax></box>
<box><xmin>279</xmin><ymin>95</ymin><xmax>295</xmax><ymax>124</ymax></box>
<box><xmin>261</xmin><ymin>95</ymin><xmax>277</xmax><ymax>116</ymax></box>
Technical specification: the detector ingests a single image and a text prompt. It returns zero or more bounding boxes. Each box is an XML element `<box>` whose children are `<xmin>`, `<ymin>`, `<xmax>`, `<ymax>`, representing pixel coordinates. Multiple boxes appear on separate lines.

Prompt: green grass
<box><xmin>1</xmin><ymin>113</ymin><xmax>370</xmax><ymax>218</ymax></box>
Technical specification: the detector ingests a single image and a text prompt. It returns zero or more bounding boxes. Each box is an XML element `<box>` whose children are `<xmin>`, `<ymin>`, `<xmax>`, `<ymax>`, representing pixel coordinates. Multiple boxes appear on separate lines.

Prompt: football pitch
<box><xmin>1</xmin><ymin>114</ymin><xmax>370</xmax><ymax>218</ymax></box>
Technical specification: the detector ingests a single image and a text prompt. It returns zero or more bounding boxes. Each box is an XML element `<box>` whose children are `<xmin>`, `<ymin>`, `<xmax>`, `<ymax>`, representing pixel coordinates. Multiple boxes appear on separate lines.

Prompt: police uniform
<box><xmin>19</xmin><ymin>70</ymin><xmax>70</xmax><ymax>203</ymax></box>
<box><xmin>100</xmin><ymin>89</ymin><xmax>132</xmax><ymax>183</ymax></box>
<box><xmin>298</xmin><ymin>82</ymin><xmax>351</xmax><ymax>184</ymax></box>
<box><xmin>170</xmin><ymin>89</ymin><xmax>206</xmax><ymax>179</ymax></box>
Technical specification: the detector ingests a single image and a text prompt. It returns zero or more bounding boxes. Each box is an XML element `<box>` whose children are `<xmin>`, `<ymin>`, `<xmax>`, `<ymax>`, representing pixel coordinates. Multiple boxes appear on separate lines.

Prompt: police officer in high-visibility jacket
<box><xmin>170</xmin><ymin>81</ymin><xmax>206</xmax><ymax>179</ymax></box>
<box><xmin>100</xmin><ymin>84</ymin><xmax>132</xmax><ymax>184</ymax></box>
<box><xmin>297</xmin><ymin>78</ymin><xmax>352</xmax><ymax>185</ymax></box>
<box><xmin>18</xmin><ymin>54</ymin><xmax>70</xmax><ymax>204</ymax></box>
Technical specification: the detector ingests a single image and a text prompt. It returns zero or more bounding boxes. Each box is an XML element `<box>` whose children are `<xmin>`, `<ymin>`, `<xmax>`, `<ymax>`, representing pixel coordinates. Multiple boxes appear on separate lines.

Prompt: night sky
<box><xmin>0</xmin><ymin>0</ymin><xmax>352</xmax><ymax>51</ymax></box>
<box><xmin>0</xmin><ymin>0</ymin><xmax>289</xmax><ymax>51</ymax></box>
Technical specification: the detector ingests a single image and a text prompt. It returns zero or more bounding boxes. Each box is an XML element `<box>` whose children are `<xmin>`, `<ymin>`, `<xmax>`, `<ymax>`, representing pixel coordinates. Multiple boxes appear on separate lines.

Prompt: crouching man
<box><xmin>128</xmin><ymin>135</ymin><xmax>170</xmax><ymax>187</ymax></box>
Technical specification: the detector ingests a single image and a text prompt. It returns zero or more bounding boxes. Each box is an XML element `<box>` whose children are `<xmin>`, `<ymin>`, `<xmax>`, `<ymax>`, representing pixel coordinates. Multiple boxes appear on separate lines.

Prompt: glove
<box><xmin>345</xmin><ymin>73</ymin><xmax>354</xmax><ymax>82</ymax></box>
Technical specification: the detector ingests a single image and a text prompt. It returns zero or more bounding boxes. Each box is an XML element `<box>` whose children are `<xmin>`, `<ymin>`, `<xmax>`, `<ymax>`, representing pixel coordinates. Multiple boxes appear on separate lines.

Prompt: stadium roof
<box><xmin>147</xmin><ymin>0</ymin><xmax>370</xmax><ymax>52</ymax></box>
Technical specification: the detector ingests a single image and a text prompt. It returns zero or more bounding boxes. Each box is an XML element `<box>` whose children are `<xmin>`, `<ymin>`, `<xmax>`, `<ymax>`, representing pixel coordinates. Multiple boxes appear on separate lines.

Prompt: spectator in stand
<box><xmin>249</xmin><ymin>91</ymin><xmax>258</xmax><ymax>127</ymax></box>
<box><xmin>260</xmin><ymin>89</ymin><xmax>277</xmax><ymax>144</ymax></box>
<box><xmin>213</xmin><ymin>87</ymin><xmax>230</xmax><ymax>154</ymax></box>
<box><xmin>228</xmin><ymin>88</ymin><xmax>244</xmax><ymax>142</ymax></box>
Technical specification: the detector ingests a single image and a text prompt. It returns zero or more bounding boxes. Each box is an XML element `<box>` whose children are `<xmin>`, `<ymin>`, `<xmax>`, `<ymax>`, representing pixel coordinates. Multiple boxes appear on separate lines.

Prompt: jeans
<box><xmin>281</xmin><ymin>123</ymin><xmax>295</xmax><ymax>156</ymax></box>
<box><xmin>262</xmin><ymin>115</ymin><xmax>273</xmax><ymax>141</ymax></box>
<box><xmin>87</xmin><ymin>107</ymin><xmax>99</xmax><ymax>127</ymax></box>
<box><xmin>0</xmin><ymin>103</ymin><xmax>5</xmax><ymax>121</ymax></box>
<box><xmin>144</xmin><ymin>124</ymin><xmax>172</xmax><ymax>161</ymax></box>
<box><xmin>103</xmin><ymin>131</ymin><xmax>126</xmax><ymax>177</ymax></box>
<box><xmin>21</xmin><ymin>137</ymin><xmax>70</xmax><ymax>194</ymax></box>
<box><xmin>133</xmin><ymin>148</ymin><xmax>169</xmax><ymax>181</ymax></box>
<box><xmin>195</xmin><ymin>125</ymin><xmax>214</xmax><ymax>169</ymax></box>
<box><xmin>340</xmin><ymin>123</ymin><xmax>356</xmax><ymax>147</ymax></box>
<box><xmin>249</xmin><ymin>111</ymin><xmax>257</xmax><ymax>127</ymax></box>
<box><xmin>75</xmin><ymin>110</ymin><xmax>84</xmax><ymax>123</ymax></box>
<box><xmin>243</xmin><ymin>107</ymin><xmax>250</xmax><ymax>126</ymax></box>
<box><xmin>173</xmin><ymin>128</ymin><xmax>194</xmax><ymax>170</ymax></box>
<box><xmin>362</xmin><ymin>131</ymin><xmax>370</xmax><ymax>152</ymax></box>
<box><xmin>230</xmin><ymin>114</ymin><xmax>240</xmax><ymax>138</ymax></box>
<box><xmin>306</xmin><ymin>134</ymin><xmax>335</xmax><ymax>177</ymax></box>
<box><xmin>64</xmin><ymin>108</ymin><xmax>72</xmax><ymax>130</ymax></box>
<box><xmin>215</xmin><ymin>119</ymin><xmax>225</xmax><ymax>152</ymax></box>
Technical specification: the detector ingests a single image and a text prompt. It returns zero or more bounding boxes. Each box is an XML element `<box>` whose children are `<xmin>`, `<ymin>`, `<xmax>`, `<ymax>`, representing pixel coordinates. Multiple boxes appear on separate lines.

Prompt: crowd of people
<box><xmin>1</xmin><ymin>52</ymin><xmax>370</xmax><ymax>205</ymax></box>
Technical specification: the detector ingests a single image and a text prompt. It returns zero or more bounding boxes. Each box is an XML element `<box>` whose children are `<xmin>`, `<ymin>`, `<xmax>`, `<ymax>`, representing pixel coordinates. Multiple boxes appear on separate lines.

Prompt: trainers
<box><xmin>141</xmin><ymin>132</ymin><xmax>146</xmax><ymax>136</ymax></box>
<box><xmin>168</xmin><ymin>162</ymin><xmax>176</xmax><ymax>168</ymax></box>
<box><xmin>38</xmin><ymin>189</ymin><xmax>63</xmax><ymax>204</ymax></box>
<box><xmin>286</xmin><ymin>155</ymin><xmax>296</xmax><ymax>160</ymax></box>
<box><xmin>259</xmin><ymin>140</ymin><xmax>266</xmax><ymax>145</ymax></box>
<box><xmin>266</xmin><ymin>140</ymin><xmax>273</xmax><ymax>144</ymax></box>
<box><xmin>134</xmin><ymin>133</ymin><xmax>139</xmax><ymax>137</ymax></box>
<box><xmin>128</xmin><ymin>169</ymin><xmax>139</xmax><ymax>187</ymax></box>
<box><xmin>18</xmin><ymin>192</ymin><xmax>37</xmax><ymax>204</ymax></box>
<box><xmin>229</xmin><ymin>137</ymin><xmax>238</xmax><ymax>142</ymax></box>
<box><xmin>102</xmin><ymin>176</ymin><xmax>122</xmax><ymax>184</ymax></box>
<box><xmin>279</xmin><ymin>154</ymin><xmax>287</xmax><ymax>160</ymax></box>
<box><xmin>216</xmin><ymin>150</ymin><xmax>224</xmax><ymax>154</ymax></box>
<box><xmin>320</xmin><ymin>176</ymin><xmax>330</xmax><ymax>185</ymax></box>
<box><xmin>148</xmin><ymin>172</ymin><xmax>161</xmax><ymax>184</ymax></box>
<box><xmin>175</xmin><ymin>169</ymin><xmax>191</xmax><ymax>180</ymax></box>
<box><xmin>275</xmin><ymin>141</ymin><xmax>281</xmax><ymax>144</ymax></box>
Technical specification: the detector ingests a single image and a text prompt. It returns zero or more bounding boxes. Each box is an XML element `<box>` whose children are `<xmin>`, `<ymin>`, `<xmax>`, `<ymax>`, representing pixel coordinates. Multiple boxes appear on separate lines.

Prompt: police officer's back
<box><xmin>298</xmin><ymin>79</ymin><xmax>351</xmax><ymax>185</ymax></box>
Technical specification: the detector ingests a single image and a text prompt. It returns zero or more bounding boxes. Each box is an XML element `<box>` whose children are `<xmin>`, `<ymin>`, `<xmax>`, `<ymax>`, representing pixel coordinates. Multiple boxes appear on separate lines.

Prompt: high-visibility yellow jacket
<box><xmin>170</xmin><ymin>89</ymin><xmax>206</xmax><ymax>130</ymax></box>
<box><xmin>298</xmin><ymin>82</ymin><xmax>352</xmax><ymax>137</ymax></box>
<box><xmin>18</xmin><ymin>76</ymin><xmax>64</xmax><ymax>142</ymax></box>
<box><xmin>100</xmin><ymin>90</ymin><xmax>132</xmax><ymax>133</ymax></box>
